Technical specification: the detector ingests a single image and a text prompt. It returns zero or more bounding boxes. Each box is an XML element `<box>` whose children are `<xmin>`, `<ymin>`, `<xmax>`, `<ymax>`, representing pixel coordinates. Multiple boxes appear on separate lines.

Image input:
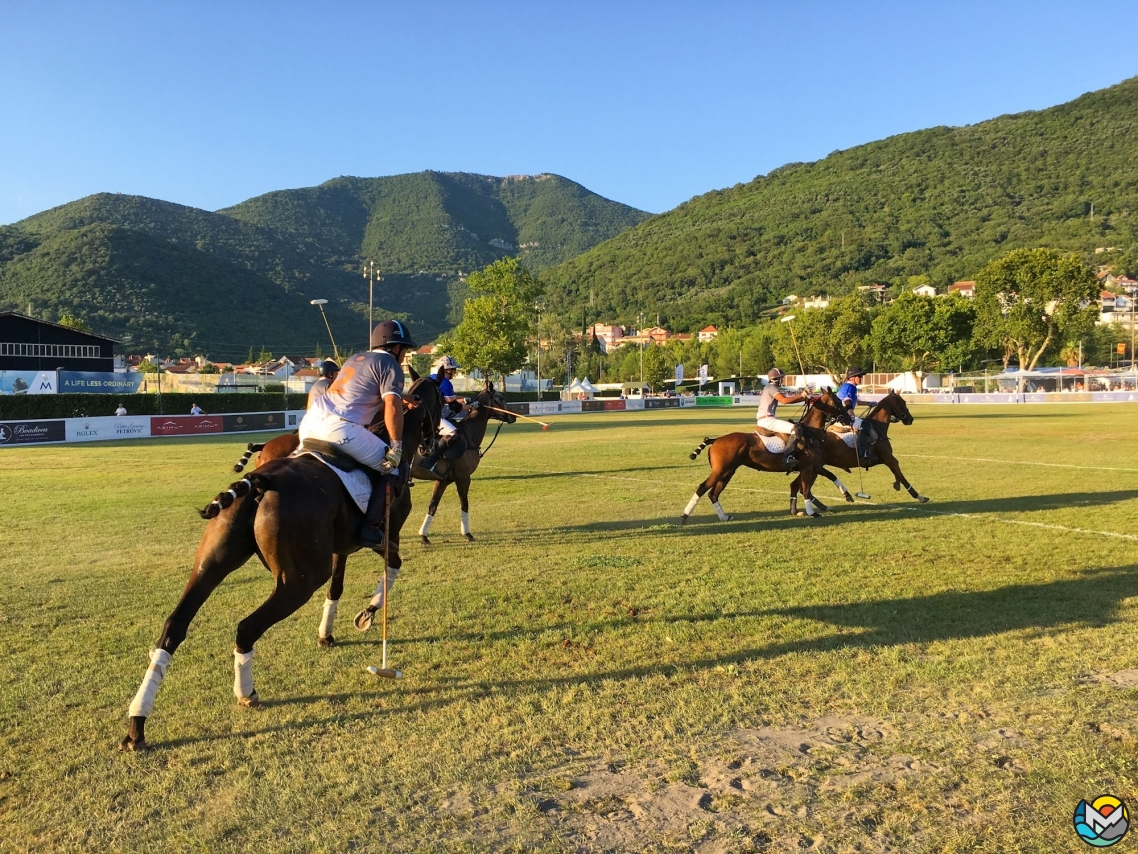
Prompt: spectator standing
<box><xmin>115</xmin><ymin>402</ymin><xmax>128</xmax><ymax>416</ymax></box>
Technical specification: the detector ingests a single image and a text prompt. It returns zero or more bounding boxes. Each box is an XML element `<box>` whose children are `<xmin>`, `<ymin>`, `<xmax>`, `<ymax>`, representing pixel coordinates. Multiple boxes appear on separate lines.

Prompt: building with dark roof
<box><xmin>0</xmin><ymin>312</ymin><xmax>118</xmax><ymax>372</ymax></box>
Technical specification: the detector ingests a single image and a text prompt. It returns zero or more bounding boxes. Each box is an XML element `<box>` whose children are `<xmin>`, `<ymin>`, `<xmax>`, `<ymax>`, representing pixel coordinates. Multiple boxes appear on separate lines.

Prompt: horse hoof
<box><xmin>318</xmin><ymin>635</ymin><xmax>335</xmax><ymax>648</ymax></box>
<box><xmin>679</xmin><ymin>515</ymin><xmax>688</xmax><ymax>525</ymax></box>
<box><xmin>354</xmin><ymin>609</ymin><xmax>374</xmax><ymax>632</ymax></box>
<box><xmin>795</xmin><ymin>511</ymin><xmax>806</xmax><ymax>517</ymax></box>
<box><xmin>464</xmin><ymin>533</ymin><xmax>475</xmax><ymax>542</ymax></box>
<box><xmin>918</xmin><ymin>496</ymin><xmax>930</xmax><ymax>504</ymax></box>
<box><xmin>892</xmin><ymin>482</ymin><xmax>901</xmax><ymax>491</ymax></box>
<box><xmin>843</xmin><ymin>493</ymin><xmax>854</xmax><ymax>502</ymax></box>
<box><xmin>118</xmin><ymin>735</ymin><xmax>148</xmax><ymax>752</ymax></box>
<box><xmin>238</xmin><ymin>692</ymin><xmax>260</xmax><ymax>708</ymax></box>
<box><xmin>813</xmin><ymin>500</ymin><xmax>829</xmax><ymax>512</ymax></box>
<box><xmin>420</xmin><ymin>536</ymin><xmax>430</xmax><ymax>545</ymax></box>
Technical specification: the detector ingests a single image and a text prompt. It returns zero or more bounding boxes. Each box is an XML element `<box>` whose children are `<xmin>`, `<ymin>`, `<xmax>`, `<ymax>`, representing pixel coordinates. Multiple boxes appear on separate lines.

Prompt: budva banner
<box><xmin>0</xmin><ymin>420</ymin><xmax>65</xmax><ymax>445</ymax></box>
<box><xmin>59</xmin><ymin>372</ymin><xmax>146</xmax><ymax>394</ymax></box>
<box><xmin>0</xmin><ymin>371</ymin><xmax>57</xmax><ymax>395</ymax></box>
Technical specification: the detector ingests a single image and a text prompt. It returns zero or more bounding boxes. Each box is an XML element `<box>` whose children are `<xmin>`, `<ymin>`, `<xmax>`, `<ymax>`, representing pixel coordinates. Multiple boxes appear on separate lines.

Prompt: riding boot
<box><xmin>357</xmin><ymin>468</ymin><xmax>387</xmax><ymax>552</ymax></box>
<box><xmin>857</xmin><ymin>426</ymin><xmax>874</xmax><ymax>462</ymax></box>
<box><xmin>423</xmin><ymin>437</ymin><xmax>450</xmax><ymax>473</ymax></box>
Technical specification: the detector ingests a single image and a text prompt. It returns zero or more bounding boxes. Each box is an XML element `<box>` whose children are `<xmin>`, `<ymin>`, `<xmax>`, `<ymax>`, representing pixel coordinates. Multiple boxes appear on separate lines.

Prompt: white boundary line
<box><xmin>480</xmin><ymin>463</ymin><xmax>1138</xmax><ymax>542</ymax></box>
<box><xmin>905</xmin><ymin>453</ymin><xmax>1138</xmax><ymax>473</ymax></box>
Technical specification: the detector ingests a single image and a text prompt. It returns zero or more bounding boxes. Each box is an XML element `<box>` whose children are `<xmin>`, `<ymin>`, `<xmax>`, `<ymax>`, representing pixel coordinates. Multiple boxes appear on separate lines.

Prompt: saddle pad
<box><xmin>295</xmin><ymin>451</ymin><xmax>371</xmax><ymax>513</ymax></box>
<box><xmin>837</xmin><ymin>432</ymin><xmax>857</xmax><ymax>448</ymax></box>
<box><xmin>755</xmin><ymin>432</ymin><xmax>792</xmax><ymax>454</ymax></box>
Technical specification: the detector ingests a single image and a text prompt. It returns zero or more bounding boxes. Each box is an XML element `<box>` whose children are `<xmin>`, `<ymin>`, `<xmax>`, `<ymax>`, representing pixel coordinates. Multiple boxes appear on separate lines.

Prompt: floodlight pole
<box><xmin>535</xmin><ymin>300</ymin><xmax>543</xmax><ymax>401</ymax></box>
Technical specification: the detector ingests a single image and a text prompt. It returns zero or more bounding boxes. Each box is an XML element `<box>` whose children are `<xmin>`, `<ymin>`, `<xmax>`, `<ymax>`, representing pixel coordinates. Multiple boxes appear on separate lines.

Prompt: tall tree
<box><xmin>449</xmin><ymin>257</ymin><xmax>544</xmax><ymax>383</ymax></box>
<box><xmin>972</xmin><ymin>248</ymin><xmax>1098</xmax><ymax>370</ymax></box>
<box><xmin>774</xmin><ymin>297</ymin><xmax>871</xmax><ymax>375</ymax></box>
<box><xmin>870</xmin><ymin>293</ymin><xmax>976</xmax><ymax>372</ymax></box>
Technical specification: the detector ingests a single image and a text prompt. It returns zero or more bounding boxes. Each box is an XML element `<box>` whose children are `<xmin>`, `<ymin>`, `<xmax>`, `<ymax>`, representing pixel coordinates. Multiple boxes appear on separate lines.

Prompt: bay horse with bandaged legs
<box><xmin>810</xmin><ymin>390</ymin><xmax>929</xmax><ymax>506</ymax></box>
<box><xmin>119</xmin><ymin>379</ymin><xmax>441</xmax><ymax>752</ymax></box>
<box><xmin>410</xmin><ymin>383</ymin><xmax>516</xmax><ymax>544</ymax></box>
<box><xmin>682</xmin><ymin>390</ymin><xmax>851</xmax><ymax>523</ymax></box>
<box><xmin>229</xmin><ymin>375</ymin><xmax>443</xmax><ymax>645</ymax></box>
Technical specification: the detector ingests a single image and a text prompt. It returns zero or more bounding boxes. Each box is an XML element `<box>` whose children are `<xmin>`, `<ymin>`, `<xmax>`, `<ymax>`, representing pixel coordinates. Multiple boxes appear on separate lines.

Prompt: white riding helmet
<box><xmin>434</xmin><ymin>355</ymin><xmax>459</xmax><ymax>372</ymax></box>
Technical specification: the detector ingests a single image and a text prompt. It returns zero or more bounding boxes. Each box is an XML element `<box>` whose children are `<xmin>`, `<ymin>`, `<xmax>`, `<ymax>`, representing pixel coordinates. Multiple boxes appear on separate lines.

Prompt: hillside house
<box><xmin>948</xmin><ymin>281</ymin><xmax>975</xmax><ymax>299</ymax></box>
<box><xmin>912</xmin><ymin>284</ymin><xmax>938</xmax><ymax>297</ymax></box>
<box><xmin>698</xmin><ymin>325</ymin><xmax>719</xmax><ymax>342</ymax></box>
<box><xmin>588</xmin><ymin>323</ymin><xmax>624</xmax><ymax>353</ymax></box>
<box><xmin>803</xmin><ymin>295</ymin><xmax>830</xmax><ymax>310</ymax></box>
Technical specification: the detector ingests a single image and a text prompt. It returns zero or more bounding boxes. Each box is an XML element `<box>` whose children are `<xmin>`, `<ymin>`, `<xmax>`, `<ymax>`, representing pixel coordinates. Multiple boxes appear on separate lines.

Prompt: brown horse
<box><xmin>812</xmin><ymin>390</ymin><xmax>929</xmax><ymax>505</ymax></box>
<box><xmin>682</xmin><ymin>390</ymin><xmax>851</xmax><ymax>524</ymax></box>
<box><xmin>410</xmin><ymin>383</ymin><xmax>516</xmax><ymax>544</ymax></box>
<box><xmin>119</xmin><ymin>381</ymin><xmax>441</xmax><ymax>752</ymax></box>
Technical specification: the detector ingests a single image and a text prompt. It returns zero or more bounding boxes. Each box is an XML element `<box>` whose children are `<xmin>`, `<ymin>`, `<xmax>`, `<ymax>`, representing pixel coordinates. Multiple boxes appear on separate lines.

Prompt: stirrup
<box><xmin>358</xmin><ymin>526</ymin><xmax>385</xmax><ymax>552</ymax></box>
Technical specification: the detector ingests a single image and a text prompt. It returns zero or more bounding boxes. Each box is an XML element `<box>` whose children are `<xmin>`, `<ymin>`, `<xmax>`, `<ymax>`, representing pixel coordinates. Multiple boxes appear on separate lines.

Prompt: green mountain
<box><xmin>0</xmin><ymin>172</ymin><xmax>648</xmax><ymax>360</ymax></box>
<box><xmin>543</xmin><ymin>76</ymin><xmax>1138</xmax><ymax>331</ymax></box>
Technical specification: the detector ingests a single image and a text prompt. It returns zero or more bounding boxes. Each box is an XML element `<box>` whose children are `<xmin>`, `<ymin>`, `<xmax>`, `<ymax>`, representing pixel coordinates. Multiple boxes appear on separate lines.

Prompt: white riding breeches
<box><xmin>756</xmin><ymin>416</ymin><xmax>796</xmax><ymax>434</ymax></box>
<box><xmin>299</xmin><ymin>409</ymin><xmax>390</xmax><ymax>468</ymax></box>
<box><xmin>438</xmin><ymin>417</ymin><xmax>457</xmax><ymax>438</ymax></box>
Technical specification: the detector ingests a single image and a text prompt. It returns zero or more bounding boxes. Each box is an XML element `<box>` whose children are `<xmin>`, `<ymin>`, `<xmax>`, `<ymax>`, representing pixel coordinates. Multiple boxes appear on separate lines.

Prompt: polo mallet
<box><xmin>780</xmin><ymin>315</ymin><xmax>806</xmax><ymax>377</ymax></box>
<box><xmin>482</xmin><ymin>405</ymin><xmax>551</xmax><ymax>430</ymax></box>
<box><xmin>854</xmin><ymin>405</ymin><xmax>871</xmax><ymax>499</ymax></box>
<box><xmin>367</xmin><ymin>483</ymin><xmax>402</xmax><ymax>679</ymax></box>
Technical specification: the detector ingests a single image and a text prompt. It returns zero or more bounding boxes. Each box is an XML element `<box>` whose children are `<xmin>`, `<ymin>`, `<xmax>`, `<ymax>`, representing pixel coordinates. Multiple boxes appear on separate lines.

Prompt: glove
<box><xmin>379</xmin><ymin>441</ymin><xmax>403</xmax><ymax>473</ymax></box>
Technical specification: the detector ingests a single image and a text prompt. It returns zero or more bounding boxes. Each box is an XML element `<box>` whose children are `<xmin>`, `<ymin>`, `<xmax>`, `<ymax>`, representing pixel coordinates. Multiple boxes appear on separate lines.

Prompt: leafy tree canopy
<box><xmin>449</xmin><ymin>258</ymin><xmax>544</xmax><ymax>381</ymax></box>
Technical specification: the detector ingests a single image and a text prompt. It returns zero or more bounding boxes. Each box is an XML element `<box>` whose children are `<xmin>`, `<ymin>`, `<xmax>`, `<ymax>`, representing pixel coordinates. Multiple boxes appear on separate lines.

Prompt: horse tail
<box><xmin>198</xmin><ymin>475</ymin><xmax>265</xmax><ymax>519</ymax></box>
<box><xmin>689</xmin><ymin>436</ymin><xmax>716</xmax><ymax>460</ymax></box>
<box><xmin>232</xmin><ymin>442</ymin><xmax>265</xmax><ymax>473</ymax></box>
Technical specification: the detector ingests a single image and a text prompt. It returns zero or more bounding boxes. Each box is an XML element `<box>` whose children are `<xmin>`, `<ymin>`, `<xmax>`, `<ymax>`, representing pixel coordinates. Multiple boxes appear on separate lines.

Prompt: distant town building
<box><xmin>802</xmin><ymin>295</ymin><xmax>830</xmax><ymax>310</ymax></box>
<box><xmin>0</xmin><ymin>311</ymin><xmax>117</xmax><ymax>373</ymax></box>
<box><xmin>912</xmin><ymin>284</ymin><xmax>937</xmax><ymax>297</ymax></box>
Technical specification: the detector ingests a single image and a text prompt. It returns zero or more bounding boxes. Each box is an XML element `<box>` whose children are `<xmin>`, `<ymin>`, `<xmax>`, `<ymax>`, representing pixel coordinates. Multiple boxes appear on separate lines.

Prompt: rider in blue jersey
<box><xmin>836</xmin><ymin>367</ymin><xmax>874</xmax><ymax>460</ymax></box>
<box><xmin>423</xmin><ymin>355</ymin><xmax>475</xmax><ymax>473</ymax></box>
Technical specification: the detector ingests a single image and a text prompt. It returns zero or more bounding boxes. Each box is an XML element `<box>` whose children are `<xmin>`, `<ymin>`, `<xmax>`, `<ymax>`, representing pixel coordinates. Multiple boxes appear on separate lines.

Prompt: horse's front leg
<box><xmin>122</xmin><ymin>510</ymin><xmax>256</xmax><ymax>751</ymax></box>
<box><xmin>318</xmin><ymin>554</ymin><xmax>349</xmax><ymax>647</ymax></box>
<box><xmin>817</xmin><ymin>467</ymin><xmax>854</xmax><ymax>502</ymax></box>
<box><xmin>419</xmin><ymin>479</ymin><xmax>449</xmax><ymax>544</ymax></box>
<box><xmin>881</xmin><ymin>446</ymin><xmax>929</xmax><ymax>503</ymax></box>
<box><xmin>455</xmin><ymin>475</ymin><xmax>475</xmax><ymax>541</ymax></box>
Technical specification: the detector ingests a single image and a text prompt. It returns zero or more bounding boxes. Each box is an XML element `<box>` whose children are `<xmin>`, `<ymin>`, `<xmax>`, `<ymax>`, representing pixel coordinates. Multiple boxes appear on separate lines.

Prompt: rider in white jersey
<box><xmin>299</xmin><ymin>320</ymin><xmax>415</xmax><ymax>549</ymax></box>
<box><xmin>755</xmin><ymin>368</ymin><xmax>809</xmax><ymax>463</ymax></box>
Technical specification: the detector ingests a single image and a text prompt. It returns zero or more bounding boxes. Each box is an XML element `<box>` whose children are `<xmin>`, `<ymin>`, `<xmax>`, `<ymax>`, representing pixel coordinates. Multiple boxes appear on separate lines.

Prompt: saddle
<box><xmin>298</xmin><ymin>439</ymin><xmax>359</xmax><ymax>471</ymax></box>
<box><xmin>752</xmin><ymin>426</ymin><xmax>796</xmax><ymax>455</ymax></box>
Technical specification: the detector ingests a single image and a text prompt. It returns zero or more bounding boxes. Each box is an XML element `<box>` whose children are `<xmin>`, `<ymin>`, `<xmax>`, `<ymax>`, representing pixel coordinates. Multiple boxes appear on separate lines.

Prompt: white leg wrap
<box><xmin>805</xmin><ymin>498</ymin><xmax>817</xmax><ymax>516</ymax></box>
<box><xmin>833</xmin><ymin>477</ymin><xmax>848</xmax><ymax>494</ymax></box>
<box><xmin>233</xmin><ymin>649</ymin><xmax>254</xmax><ymax>700</ymax></box>
<box><xmin>318</xmin><ymin>598</ymin><xmax>338</xmax><ymax>638</ymax></box>
<box><xmin>368</xmin><ymin>565</ymin><xmax>401</xmax><ymax>609</ymax></box>
<box><xmin>127</xmin><ymin>648</ymin><xmax>171</xmax><ymax>718</ymax></box>
<box><xmin>460</xmin><ymin>511</ymin><xmax>471</xmax><ymax>536</ymax></box>
<box><xmin>418</xmin><ymin>513</ymin><xmax>433</xmax><ymax>536</ymax></box>
<box><xmin>683</xmin><ymin>493</ymin><xmax>700</xmax><ymax>516</ymax></box>
<box><xmin>712</xmin><ymin>501</ymin><xmax>729</xmax><ymax>521</ymax></box>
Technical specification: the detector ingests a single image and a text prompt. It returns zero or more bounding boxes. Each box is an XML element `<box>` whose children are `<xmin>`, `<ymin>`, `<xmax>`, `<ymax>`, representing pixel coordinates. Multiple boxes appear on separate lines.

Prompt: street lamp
<box><xmin>637</xmin><ymin>312</ymin><xmax>645</xmax><ymax>387</ymax></box>
<box><xmin>362</xmin><ymin>262</ymin><xmax>380</xmax><ymax>343</ymax></box>
<box><xmin>310</xmin><ymin>299</ymin><xmax>341</xmax><ymax>363</ymax></box>
<box><xmin>535</xmin><ymin>300</ymin><xmax>543</xmax><ymax>402</ymax></box>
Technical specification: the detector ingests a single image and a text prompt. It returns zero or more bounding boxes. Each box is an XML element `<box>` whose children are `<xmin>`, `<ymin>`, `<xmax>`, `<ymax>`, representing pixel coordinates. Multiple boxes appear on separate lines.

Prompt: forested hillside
<box><xmin>543</xmin><ymin>76</ymin><xmax>1138</xmax><ymax>331</ymax></box>
<box><xmin>0</xmin><ymin>172</ymin><xmax>647</xmax><ymax>360</ymax></box>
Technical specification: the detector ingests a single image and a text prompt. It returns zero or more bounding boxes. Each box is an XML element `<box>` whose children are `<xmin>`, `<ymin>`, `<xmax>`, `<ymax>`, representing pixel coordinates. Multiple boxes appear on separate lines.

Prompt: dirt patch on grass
<box><xmin>1082</xmin><ymin>668</ymin><xmax>1138</xmax><ymax>688</ymax></box>
<box><xmin>508</xmin><ymin>715</ymin><xmax>936</xmax><ymax>852</ymax></box>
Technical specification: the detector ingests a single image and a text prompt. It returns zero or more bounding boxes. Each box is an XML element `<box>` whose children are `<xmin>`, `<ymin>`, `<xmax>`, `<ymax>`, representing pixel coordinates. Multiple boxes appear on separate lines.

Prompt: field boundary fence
<box><xmin>3</xmin><ymin>390</ymin><xmax>1138</xmax><ymax>447</ymax></box>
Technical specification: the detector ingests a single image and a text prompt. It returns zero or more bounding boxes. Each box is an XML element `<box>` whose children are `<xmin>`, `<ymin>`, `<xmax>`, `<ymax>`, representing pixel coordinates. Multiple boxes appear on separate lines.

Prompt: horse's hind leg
<box><xmin>707</xmin><ymin>470</ymin><xmax>735</xmax><ymax>522</ymax></box>
<box><xmin>682</xmin><ymin>443</ymin><xmax>735</xmax><ymax>524</ymax></box>
<box><xmin>121</xmin><ymin>511</ymin><xmax>256</xmax><ymax>752</ymax></box>
<box><xmin>817</xmin><ymin>468</ymin><xmax>854</xmax><ymax>502</ymax></box>
<box><xmin>318</xmin><ymin>554</ymin><xmax>349</xmax><ymax>647</ymax></box>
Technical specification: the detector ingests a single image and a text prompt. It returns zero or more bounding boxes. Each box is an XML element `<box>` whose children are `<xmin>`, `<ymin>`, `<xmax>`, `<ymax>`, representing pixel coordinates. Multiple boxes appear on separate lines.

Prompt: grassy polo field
<box><xmin>2</xmin><ymin>403</ymin><xmax>1138</xmax><ymax>853</ymax></box>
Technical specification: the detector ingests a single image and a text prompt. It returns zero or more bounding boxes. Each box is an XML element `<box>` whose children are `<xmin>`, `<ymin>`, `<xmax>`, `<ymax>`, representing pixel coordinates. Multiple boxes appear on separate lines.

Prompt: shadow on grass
<box><xmin>146</xmin><ymin>565</ymin><xmax>1138</xmax><ymax>750</ymax></box>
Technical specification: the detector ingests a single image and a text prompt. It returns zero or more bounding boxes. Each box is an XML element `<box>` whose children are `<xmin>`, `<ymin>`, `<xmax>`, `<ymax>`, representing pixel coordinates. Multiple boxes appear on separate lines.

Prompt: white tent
<box><xmin>886</xmin><ymin>372</ymin><xmax>922</xmax><ymax>393</ymax></box>
<box><xmin>579</xmin><ymin>378</ymin><xmax>599</xmax><ymax>394</ymax></box>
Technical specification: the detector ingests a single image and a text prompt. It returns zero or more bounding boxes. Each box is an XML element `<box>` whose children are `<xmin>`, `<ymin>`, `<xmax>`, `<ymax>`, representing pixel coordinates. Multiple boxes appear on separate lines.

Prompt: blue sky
<box><xmin>3</xmin><ymin>1</ymin><xmax>1137</xmax><ymax>225</ymax></box>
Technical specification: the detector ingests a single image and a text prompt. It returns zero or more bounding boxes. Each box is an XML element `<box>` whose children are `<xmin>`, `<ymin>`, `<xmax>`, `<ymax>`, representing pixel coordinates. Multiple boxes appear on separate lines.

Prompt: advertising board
<box><xmin>0</xmin><ymin>371</ymin><xmax>57</xmax><ymax>395</ymax></box>
<box><xmin>222</xmin><ymin>412</ymin><xmax>289</xmax><ymax>433</ymax></box>
<box><xmin>0</xmin><ymin>419</ymin><xmax>65</xmax><ymax>445</ymax></box>
<box><xmin>65</xmin><ymin>416</ymin><xmax>150</xmax><ymax>442</ymax></box>
<box><xmin>58</xmin><ymin>372</ymin><xmax>146</xmax><ymax>394</ymax></box>
<box><xmin>149</xmin><ymin>415</ymin><xmax>224</xmax><ymax>437</ymax></box>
